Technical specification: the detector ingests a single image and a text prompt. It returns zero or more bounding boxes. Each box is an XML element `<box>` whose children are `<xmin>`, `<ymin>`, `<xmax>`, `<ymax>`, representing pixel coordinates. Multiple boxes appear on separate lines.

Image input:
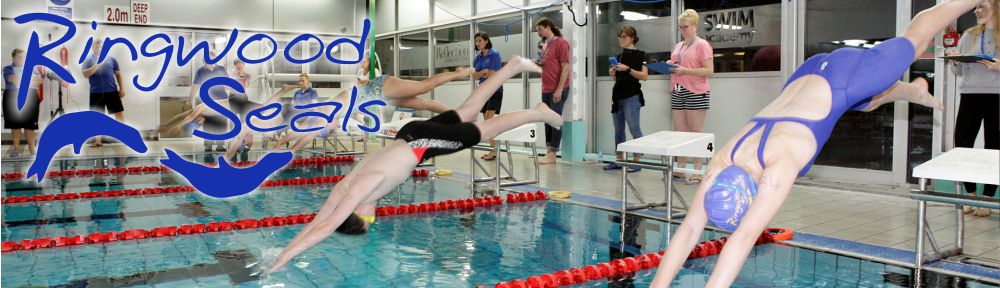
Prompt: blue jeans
<box><xmin>613</xmin><ymin>96</ymin><xmax>644</xmax><ymax>147</ymax></box>
<box><xmin>542</xmin><ymin>89</ymin><xmax>569</xmax><ymax>149</ymax></box>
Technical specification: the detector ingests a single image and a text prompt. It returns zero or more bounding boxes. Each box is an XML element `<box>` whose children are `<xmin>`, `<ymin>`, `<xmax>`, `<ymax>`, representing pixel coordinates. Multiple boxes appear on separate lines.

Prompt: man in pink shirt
<box><xmin>535</xmin><ymin>17</ymin><xmax>571</xmax><ymax>164</ymax></box>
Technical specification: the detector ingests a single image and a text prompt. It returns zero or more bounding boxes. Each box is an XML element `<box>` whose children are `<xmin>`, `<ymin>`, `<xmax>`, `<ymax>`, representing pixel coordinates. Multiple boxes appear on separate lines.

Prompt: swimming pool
<box><xmin>2</xmin><ymin>153</ymin><xmax>997</xmax><ymax>287</ymax></box>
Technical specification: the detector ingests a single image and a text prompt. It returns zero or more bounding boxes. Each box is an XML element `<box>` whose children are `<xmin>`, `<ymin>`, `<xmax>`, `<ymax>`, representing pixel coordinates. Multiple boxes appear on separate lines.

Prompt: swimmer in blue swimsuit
<box><xmin>266</xmin><ymin>56</ymin><xmax>564</xmax><ymax>274</ymax></box>
<box><xmin>651</xmin><ymin>1</ymin><xmax>980</xmax><ymax>286</ymax></box>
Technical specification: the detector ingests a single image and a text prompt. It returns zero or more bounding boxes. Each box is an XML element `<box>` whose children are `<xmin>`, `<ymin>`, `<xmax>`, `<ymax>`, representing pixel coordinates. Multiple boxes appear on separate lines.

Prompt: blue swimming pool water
<box><xmin>2</xmin><ymin>154</ymin><xmax>997</xmax><ymax>287</ymax></box>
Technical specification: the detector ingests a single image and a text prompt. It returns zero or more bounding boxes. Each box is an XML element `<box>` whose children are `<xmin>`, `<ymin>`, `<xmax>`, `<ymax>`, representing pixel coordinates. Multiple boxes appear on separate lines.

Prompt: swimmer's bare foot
<box><xmin>510</xmin><ymin>56</ymin><xmax>543</xmax><ymax>74</ymax></box>
<box><xmin>534</xmin><ymin>103</ymin><xmax>563</xmax><ymax>129</ymax></box>
<box><xmin>862</xmin><ymin>77</ymin><xmax>942</xmax><ymax>112</ymax></box>
<box><xmin>906</xmin><ymin>77</ymin><xmax>943</xmax><ymax>110</ymax></box>
<box><xmin>455</xmin><ymin>66</ymin><xmax>474</xmax><ymax>77</ymax></box>
<box><xmin>973</xmin><ymin>208</ymin><xmax>992</xmax><ymax>217</ymax></box>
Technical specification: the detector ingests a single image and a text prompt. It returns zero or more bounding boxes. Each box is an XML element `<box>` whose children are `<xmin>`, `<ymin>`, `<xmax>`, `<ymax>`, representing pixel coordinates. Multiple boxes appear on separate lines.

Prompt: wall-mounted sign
<box><xmin>103</xmin><ymin>1</ymin><xmax>150</xmax><ymax>25</ymax></box>
<box><xmin>699</xmin><ymin>4</ymin><xmax>781</xmax><ymax>49</ymax></box>
<box><xmin>46</xmin><ymin>0</ymin><xmax>73</xmax><ymax>19</ymax></box>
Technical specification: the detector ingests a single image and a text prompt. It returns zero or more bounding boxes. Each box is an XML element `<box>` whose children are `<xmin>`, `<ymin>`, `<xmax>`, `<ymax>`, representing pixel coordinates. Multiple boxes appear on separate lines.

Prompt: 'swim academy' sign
<box><xmin>699</xmin><ymin>4</ymin><xmax>781</xmax><ymax>49</ymax></box>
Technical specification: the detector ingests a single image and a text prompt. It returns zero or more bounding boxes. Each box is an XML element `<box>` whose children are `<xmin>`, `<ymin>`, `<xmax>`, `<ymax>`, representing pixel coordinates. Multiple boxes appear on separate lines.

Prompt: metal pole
<box><xmin>496</xmin><ymin>144</ymin><xmax>502</xmax><ymax>194</ymax></box>
<box><xmin>916</xmin><ymin>178</ymin><xmax>928</xmax><ymax>268</ymax></box>
<box><xmin>666</xmin><ymin>155</ymin><xmax>674</xmax><ymax>239</ymax></box>
<box><xmin>620</xmin><ymin>157</ymin><xmax>628</xmax><ymax>253</ymax></box>
<box><xmin>955</xmin><ymin>181</ymin><xmax>964</xmax><ymax>251</ymax></box>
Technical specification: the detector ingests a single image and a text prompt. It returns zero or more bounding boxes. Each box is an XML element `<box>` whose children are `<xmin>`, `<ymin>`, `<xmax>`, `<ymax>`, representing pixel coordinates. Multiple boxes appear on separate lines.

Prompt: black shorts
<box><xmin>396</xmin><ymin>110</ymin><xmax>481</xmax><ymax>163</ymax></box>
<box><xmin>480</xmin><ymin>91</ymin><xmax>503</xmax><ymax>113</ymax></box>
<box><xmin>3</xmin><ymin>89</ymin><xmax>40</xmax><ymax>130</ymax></box>
<box><xmin>90</xmin><ymin>91</ymin><xmax>125</xmax><ymax>114</ymax></box>
<box><xmin>227</xmin><ymin>93</ymin><xmax>254</xmax><ymax>118</ymax></box>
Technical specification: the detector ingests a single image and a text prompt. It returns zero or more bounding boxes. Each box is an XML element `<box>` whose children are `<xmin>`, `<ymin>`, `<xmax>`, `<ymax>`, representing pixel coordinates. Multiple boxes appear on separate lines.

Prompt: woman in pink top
<box><xmin>667</xmin><ymin>9</ymin><xmax>715</xmax><ymax>183</ymax></box>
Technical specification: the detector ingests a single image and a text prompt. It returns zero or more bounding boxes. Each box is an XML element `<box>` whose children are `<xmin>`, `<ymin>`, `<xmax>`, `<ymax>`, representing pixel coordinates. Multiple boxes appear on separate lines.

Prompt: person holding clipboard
<box><xmin>943</xmin><ymin>0</ymin><xmax>998</xmax><ymax>217</ymax></box>
<box><xmin>667</xmin><ymin>9</ymin><xmax>716</xmax><ymax>184</ymax></box>
<box><xmin>603</xmin><ymin>25</ymin><xmax>649</xmax><ymax>172</ymax></box>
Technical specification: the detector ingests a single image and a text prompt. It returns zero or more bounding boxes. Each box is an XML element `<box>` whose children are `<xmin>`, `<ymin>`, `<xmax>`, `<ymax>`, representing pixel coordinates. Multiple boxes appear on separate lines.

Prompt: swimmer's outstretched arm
<box><xmin>649</xmin><ymin>168</ymin><xmax>716</xmax><ymax>287</ymax></box>
<box><xmin>702</xmin><ymin>162</ymin><xmax>799</xmax><ymax>288</ymax></box>
<box><xmin>263</xmin><ymin>84</ymin><xmax>296</xmax><ymax>104</ymax></box>
<box><xmin>267</xmin><ymin>171</ymin><xmax>387</xmax><ymax>273</ymax></box>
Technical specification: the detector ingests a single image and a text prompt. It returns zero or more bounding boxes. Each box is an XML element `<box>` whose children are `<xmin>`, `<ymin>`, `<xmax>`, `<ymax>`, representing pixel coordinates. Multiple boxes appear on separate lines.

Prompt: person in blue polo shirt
<box><xmin>471</xmin><ymin>32</ymin><xmax>504</xmax><ymax>161</ymax></box>
<box><xmin>82</xmin><ymin>39</ymin><xmax>127</xmax><ymax>147</ymax></box>
<box><xmin>188</xmin><ymin>51</ymin><xmax>230</xmax><ymax>151</ymax></box>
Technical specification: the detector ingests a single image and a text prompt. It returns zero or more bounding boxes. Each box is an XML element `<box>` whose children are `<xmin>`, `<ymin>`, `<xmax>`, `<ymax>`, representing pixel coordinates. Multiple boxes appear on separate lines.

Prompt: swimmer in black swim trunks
<box><xmin>266</xmin><ymin>56</ymin><xmax>562</xmax><ymax>273</ymax></box>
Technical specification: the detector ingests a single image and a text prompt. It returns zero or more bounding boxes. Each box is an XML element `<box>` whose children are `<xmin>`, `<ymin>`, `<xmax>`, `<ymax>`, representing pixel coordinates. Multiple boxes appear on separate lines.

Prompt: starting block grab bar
<box><xmin>470</xmin><ymin>123</ymin><xmax>541</xmax><ymax>193</ymax></box>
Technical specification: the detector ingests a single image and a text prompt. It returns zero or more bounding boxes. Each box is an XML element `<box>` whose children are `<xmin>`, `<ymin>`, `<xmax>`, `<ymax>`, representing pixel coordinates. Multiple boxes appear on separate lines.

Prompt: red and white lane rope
<box><xmin>1</xmin><ymin>190</ymin><xmax>549</xmax><ymax>253</ymax></box>
<box><xmin>1</xmin><ymin>156</ymin><xmax>357</xmax><ymax>181</ymax></box>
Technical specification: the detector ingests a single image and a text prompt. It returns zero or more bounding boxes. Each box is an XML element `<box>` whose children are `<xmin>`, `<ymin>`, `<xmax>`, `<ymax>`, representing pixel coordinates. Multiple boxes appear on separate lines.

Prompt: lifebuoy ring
<box><xmin>766</xmin><ymin>227</ymin><xmax>794</xmax><ymax>241</ymax></box>
<box><xmin>548</xmin><ymin>191</ymin><xmax>571</xmax><ymax>199</ymax></box>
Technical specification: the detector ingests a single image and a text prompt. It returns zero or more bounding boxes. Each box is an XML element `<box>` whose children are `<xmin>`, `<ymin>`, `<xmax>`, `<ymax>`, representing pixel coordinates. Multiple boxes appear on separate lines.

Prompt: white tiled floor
<box><xmin>4</xmin><ymin>139</ymin><xmax>998</xmax><ymax>263</ymax></box>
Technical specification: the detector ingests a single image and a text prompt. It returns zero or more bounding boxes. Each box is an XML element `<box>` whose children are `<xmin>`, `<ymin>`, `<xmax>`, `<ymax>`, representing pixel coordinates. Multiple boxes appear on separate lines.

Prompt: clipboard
<box><xmin>940</xmin><ymin>54</ymin><xmax>996</xmax><ymax>63</ymax></box>
<box><xmin>646</xmin><ymin>62</ymin><xmax>678</xmax><ymax>75</ymax></box>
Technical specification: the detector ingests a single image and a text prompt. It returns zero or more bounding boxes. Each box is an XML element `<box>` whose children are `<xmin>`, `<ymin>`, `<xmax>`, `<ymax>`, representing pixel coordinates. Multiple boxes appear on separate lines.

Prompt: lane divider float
<box><xmin>2</xmin><ymin>168</ymin><xmax>430</xmax><ymax>205</ymax></box>
<box><xmin>1</xmin><ymin>156</ymin><xmax>357</xmax><ymax>181</ymax></box>
<box><xmin>0</xmin><ymin>190</ymin><xmax>547</xmax><ymax>253</ymax></box>
<box><xmin>481</xmin><ymin>228</ymin><xmax>793</xmax><ymax>288</ymax></box>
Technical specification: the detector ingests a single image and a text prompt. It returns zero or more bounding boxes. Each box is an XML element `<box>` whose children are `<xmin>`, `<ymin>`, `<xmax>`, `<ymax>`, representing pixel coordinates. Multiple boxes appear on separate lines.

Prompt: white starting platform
<box><xmin>614</xmin><ymin>131</ymin><xmax>715</xmax><ymax>241</ymax></box>
<box><xmin>311</xmin><ymin>117</ymin><xmax>369</xmax><ymax>156</ymax></box>
<box><xmin>374</xmin><ymin>110</ymin><xmax>435</xmax><ymax>166</ymax></box>
<box><xmin>911</xmin><ymin>148</ymin><xmax>999</xmax><ymax>269</ymax></box>
<box><xmin>470</xmin><ymin>123</ymin><xmax>541</xmax><ymax>193</ymax></box>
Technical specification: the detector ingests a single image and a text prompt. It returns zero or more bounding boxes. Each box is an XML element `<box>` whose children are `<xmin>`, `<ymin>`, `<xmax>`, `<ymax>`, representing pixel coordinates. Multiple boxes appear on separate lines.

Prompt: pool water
<box><xmin>2</xmin><ymin>153</ymin><xmax>996</xmax><ymax>287</ymax></box>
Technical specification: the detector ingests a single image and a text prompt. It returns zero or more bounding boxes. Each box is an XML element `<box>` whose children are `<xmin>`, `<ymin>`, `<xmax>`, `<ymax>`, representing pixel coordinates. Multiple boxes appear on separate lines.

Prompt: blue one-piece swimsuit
<box><xmin>730</xmin><ymin>37</ymin><xmax>916</xmax><ymax>176</ymax></box>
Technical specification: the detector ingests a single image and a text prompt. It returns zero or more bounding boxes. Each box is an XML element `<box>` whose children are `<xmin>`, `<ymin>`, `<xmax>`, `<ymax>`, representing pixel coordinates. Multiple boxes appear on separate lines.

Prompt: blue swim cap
<box><xmin>184</xmin><ymin>121</ymin><xmax>201</xmax><ymax>132</ymax></box>
<box><xmin>704</xmin><ymin>166</ymin><xmax>758</xmax><ymax>232</ymax></box>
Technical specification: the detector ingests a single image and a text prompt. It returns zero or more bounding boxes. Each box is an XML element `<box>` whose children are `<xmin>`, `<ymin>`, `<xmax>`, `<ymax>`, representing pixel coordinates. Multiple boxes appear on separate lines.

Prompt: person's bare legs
<box><xmin>224</xmin><ymin>131</ymin><xmax>251</xmax><ymax>161</ymax></box>
<box><xmin>25</xmin><ymin>129</ymin><xmax>36</xmax><ymax>155</ymax></box>
<box><xmin>288</xmin><ymin>130</ymin><xmax>323</xmax><ymax>153</ymax></box>
<box><xmin>11</xmin><ymin>129</ymin><xmax>22</xmax><ymax>156</ymax></box>
<box><xmin>482</xmin><ymin>110</ymin><xmax>498</xmax><ymax>160</ymax></box>
<box><xmin>672</xmin><ymin>109</ymin><xmax>690</xmax><ymax>177</ymax></box>
<box><xmin>380</xmin><ymin>67</ymin><xmax>474</xmax><ymax>100</ymax></box>
<box><xmin>686</xmin><ymin>109</ymin><xmax>708</xmax><ymax>182</ymax></box>
<box><xmin>476</xmin><ymin>103</ymin><xmax>562</xmax><ymax>140</ymax></box>
<box><xmin>454</xmin><ymin>57</ymin><xmax>540</xmax><ymax>123</ymax></box>
<box><xmin>860</xmin><ymin>78</ymin><xmax>943</xmax><ymax>112</ymax></box>
<box><xmin>389</xmin><ymin>97</ymin><xmax>452</xmax><ymax>113</ymax></box>
<box><xmin>903</xmin><ymin>0</ymin><xmax>981</xmax><ymax>61</ymax></box>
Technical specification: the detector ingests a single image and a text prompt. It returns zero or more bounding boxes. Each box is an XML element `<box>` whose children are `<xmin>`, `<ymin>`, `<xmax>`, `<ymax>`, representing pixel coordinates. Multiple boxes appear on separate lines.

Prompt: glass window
<box><xmin>191</xmin><ymin>32</ymin><xmax>231</xmax><ymax>72</ymax></box>
<box><xmin>477</xmin><ymin>16</ymin><xmax>525</xmax><ymax>79</ymax></box>
<box><xmin>529</xmin><ymin>9</ymin><xmax>564</xmax><ymax>79</ymax></box>
<box><xmin>477</xmin><ymin>0</ymin><xmax>519</xmax><ymax>16</ymax></box>
<box><xmin>398</xmin><ymin>0</ymin><xmax>430</xmax><ymax>29</ymax></box>
<box><xmin>376</xmin><ymin>0</ymin><xmax>396</xmax><ymax>34</ymax></box>
<box><xmin>399</xmin><ymin>32</ymin><xmax>430</xmax><ymax>80</ymax></box>
<box><xmin>434</xmin><ymin>25</ymin><xmax>472</xmax><ymax>74</ymax></box>
<box><xmin>163</xmin><ymin>32</ymin><xmax>192</xmax><ymax>86</ymax></box>
<box><xmin>478</xmin><ymin>15</ymin><xmax>527</xmax><ymax>111</ymax></box>
<box><xmin>435</xmin><ymin>0</ymin><xmax>472</xmax><ymax>23</ymax></box>
<box><xmin>273</xmin><ymin>40</ymin><xmax>302</xmax><ymax>74</ymax></box>
<box><xmin>309</xmin><ymin>42</ymin><xmax>341</xmax><ymax>89</ymax></box>
<box><xmin>375</xmin><ymin>38</ymin><xmax>396</xmax><ymax>77</ymax></box>
<box><xmin>682</xmin><ymin>0</ymin><xmax>781</xmax><ymax>72</ymax></box>
<box><xmin>596</xmin><ymin>1</ymin><xmax>673</xmax><ymax>76</ymax></box>
<box><xmin>806</xmin><ymin>0</ymin><xmax>896</xmax><ymax>171</ymax></box>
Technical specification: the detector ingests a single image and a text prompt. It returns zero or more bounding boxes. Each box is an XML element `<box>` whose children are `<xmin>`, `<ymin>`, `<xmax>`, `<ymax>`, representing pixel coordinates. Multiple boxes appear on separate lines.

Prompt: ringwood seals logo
<box><xmin>13</xmin><ymin>13</ymin><xmax>384</xmax><ymax>198</ymax></box>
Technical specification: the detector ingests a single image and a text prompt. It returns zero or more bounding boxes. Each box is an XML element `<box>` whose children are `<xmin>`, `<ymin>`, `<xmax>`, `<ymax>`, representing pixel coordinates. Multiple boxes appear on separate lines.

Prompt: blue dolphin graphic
<box><xmin>160</xmin><ymin>149</ymin><xmax>293</xmax><ymax>198</ymax></box>
<box><xmin>27</xmin><ymin>111</ymin><xmax>149</xmax><ymax>182</ymax></box>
